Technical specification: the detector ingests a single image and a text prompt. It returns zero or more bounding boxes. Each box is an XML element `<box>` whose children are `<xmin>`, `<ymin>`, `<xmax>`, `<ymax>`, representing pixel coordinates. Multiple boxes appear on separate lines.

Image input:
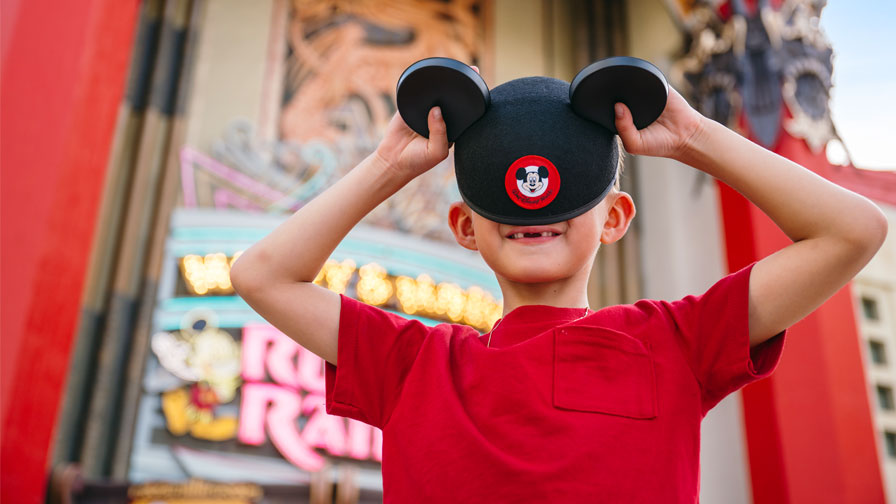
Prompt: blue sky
<box><xmin>820</xmin><ymin>0</ymin><xmax>896</xmax><ymax>170</ymax></box>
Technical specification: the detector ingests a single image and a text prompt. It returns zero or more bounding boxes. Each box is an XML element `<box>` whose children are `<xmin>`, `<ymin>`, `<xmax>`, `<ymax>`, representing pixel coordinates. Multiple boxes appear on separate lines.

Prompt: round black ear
<box><xmin>537</xmin><ymin>166</ymin><xmax>548</xmax><ymax>178</ymax></box>
<box><xmin>396</xmin><ymin>58</ymin><xmax>490</xmax><ymax>142</ymax></box>
<box><xmin>569</xmin><ymin>56</ymin><xmax>669</xmax><ymax>134</ymax></box>
<box><xmin>515</xmin><ymin>167</ymin><xmax>527</xmax><ymax>180</ymax></box>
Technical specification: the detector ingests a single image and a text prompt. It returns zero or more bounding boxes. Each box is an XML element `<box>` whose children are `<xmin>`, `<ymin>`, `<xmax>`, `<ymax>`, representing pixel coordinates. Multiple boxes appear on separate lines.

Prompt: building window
<box><xmin>869</xmin><ymin>340</ymin><xmax>887</xmax><ymax>365</ymax></box>
<box><xmin>877</xmin><ymin>385</ymin><xmax>895</xmax><ymax>410</ymax></box>
<box><xmin>861</xmin><ymin>296</ymin><xmax>880</xmax><ymax>321</ymax></box>
<box><xmin>886</xmin><ymin>431</ymin><xmax>896</xmax><ymax>459</ymax></box>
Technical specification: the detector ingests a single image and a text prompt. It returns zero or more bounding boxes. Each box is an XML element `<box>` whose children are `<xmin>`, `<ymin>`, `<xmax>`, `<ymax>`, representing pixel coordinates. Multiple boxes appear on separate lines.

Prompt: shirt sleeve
<box><xmin>660</xmin><ymin>263</ymin><xmax>786</xmax><ymax>415</ymax></box>
<box><xmin>325</xmin><ymin>295</ymin><xmax>430</xmax><ymax>428</ymax></box>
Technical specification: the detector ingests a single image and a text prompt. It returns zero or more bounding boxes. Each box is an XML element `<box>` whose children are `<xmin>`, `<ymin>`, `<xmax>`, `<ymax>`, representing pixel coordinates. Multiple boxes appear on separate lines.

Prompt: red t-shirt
<box><xmin>325</xmin><ymin>264</ymin><xmax>785</xmax><ymax>502</ymax></box>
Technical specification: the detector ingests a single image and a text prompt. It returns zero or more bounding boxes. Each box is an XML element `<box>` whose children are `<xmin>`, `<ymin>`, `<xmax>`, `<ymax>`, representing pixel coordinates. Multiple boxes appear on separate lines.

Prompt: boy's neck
<box><xmin>497</xmin><ymin>271</ymin><xmax>592</xmax><ymax>315</ymax></box>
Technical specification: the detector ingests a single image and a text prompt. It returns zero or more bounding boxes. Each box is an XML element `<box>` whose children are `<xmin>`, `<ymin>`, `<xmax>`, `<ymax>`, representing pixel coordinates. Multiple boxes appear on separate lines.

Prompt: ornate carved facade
<box><xmin>670</xmin><ymin>0</ymin><xmax>841</xmax><ymax>153</ymax></box>
<box><xmin>182</xmin><ymin>0</ymin><xmax>485</xmax><ymax>243</ymax></box>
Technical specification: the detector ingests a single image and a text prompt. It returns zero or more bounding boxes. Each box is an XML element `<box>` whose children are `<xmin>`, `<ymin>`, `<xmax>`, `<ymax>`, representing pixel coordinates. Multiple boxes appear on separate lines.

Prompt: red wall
<box><xmin>0</xmin><ymin>0</ymin><xmax>139</xmax><ymax>501</ymax></box>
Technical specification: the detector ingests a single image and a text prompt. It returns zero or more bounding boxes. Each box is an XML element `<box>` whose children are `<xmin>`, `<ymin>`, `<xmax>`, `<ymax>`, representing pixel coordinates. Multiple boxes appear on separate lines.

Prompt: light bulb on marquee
<box><xmin>357</xmin><ymin>263</ymin><xmax>393</xmax><ymax>306</ymax></box>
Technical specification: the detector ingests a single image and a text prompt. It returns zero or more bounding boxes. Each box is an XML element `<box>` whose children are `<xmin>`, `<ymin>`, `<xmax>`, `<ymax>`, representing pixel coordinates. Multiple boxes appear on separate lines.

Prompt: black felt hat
<box><xmin>396</xmin><ymin>56</ymin><xmax>668</xmax><ymax>225</ymax></box>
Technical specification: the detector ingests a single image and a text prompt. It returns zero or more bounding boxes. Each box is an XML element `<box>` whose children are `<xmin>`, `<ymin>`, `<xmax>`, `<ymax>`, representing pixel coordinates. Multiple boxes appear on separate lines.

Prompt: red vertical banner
<box><xmin>0</xmin><ymin>0</ymin><xmax>140</xmax><ymax>502</ymax></box>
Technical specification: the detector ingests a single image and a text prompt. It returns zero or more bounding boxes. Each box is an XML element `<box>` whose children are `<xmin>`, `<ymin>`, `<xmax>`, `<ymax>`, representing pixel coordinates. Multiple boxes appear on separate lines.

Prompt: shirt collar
<box><xmin>484</xmin><ymin>304</ymin><xmax>592</xmax><ymax>348</ymax></box>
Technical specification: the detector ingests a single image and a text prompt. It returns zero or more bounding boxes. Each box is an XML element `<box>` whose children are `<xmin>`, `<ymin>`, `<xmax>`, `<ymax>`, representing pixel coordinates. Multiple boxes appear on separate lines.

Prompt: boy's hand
<box><xmin>375</xmin><ymin>106</ymin><xmax>451</xmax><ymax>183</ymax></box>
<box><xmin>613</xmin><ymin>88</ymin><xmax>704</xmax><ymax>161</ymax></box>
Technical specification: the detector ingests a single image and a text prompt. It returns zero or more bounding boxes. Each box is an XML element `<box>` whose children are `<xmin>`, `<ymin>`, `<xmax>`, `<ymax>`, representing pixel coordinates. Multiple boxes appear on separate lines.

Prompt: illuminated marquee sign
<box><xmin>179</xmin><ymin>254</ymin><xmax>502</xmax><ymax>331</ymax></box>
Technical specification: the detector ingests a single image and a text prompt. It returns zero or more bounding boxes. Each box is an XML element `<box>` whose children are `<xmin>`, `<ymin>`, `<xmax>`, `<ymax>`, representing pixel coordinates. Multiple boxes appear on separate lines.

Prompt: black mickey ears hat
<box><xmin>396</xmin><ymin>56</ymin><xmax>668</xmax><ymax>225</ymax></box>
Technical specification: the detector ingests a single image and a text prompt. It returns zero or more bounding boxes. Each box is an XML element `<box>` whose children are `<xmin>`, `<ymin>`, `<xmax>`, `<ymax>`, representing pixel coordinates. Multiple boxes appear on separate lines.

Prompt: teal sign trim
<box><xmin>157</xmin><ymin>296</ymin><xmax>446</xmax><ymax>331</ymax></box>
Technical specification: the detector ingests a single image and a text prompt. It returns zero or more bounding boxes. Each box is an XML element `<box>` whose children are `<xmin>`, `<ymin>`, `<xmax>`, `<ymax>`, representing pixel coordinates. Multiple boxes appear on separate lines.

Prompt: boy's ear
<box><xmin>600</xmin><ymin>191</ymin><xmax>636</xmax><ymax>244</ymax></box>
<box><xmin>448</xmin><ymin>202</ymin><xmax>479</xmax><ymax>251</ymax></box>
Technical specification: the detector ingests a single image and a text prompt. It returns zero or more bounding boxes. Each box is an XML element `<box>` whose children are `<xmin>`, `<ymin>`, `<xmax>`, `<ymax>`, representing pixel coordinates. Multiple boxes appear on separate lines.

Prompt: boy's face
<box><xmin>448</xmin><ymin>192</ymin><xmax>635</xmax><ymax>285</ymax></box>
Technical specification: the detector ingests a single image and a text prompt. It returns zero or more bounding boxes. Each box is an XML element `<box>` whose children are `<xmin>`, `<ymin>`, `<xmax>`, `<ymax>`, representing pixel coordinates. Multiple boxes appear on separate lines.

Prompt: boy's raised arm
<box><xmin>615</xmin><ymin>90</ymin><xmax>888</xmax><ymax>347</ymax></box>
<box><xmin>230</xmin><ymin>108</ymin><xmax>450</xmax><ymax>365</ymax></box>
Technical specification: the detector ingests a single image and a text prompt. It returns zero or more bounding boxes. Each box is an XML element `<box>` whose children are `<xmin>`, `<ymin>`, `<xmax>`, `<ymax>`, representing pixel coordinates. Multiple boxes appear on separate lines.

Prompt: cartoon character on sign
<box><xmin>151</xmin><ymin>309</ymin><xmax>241</xmax><ymax>441</ymax></box>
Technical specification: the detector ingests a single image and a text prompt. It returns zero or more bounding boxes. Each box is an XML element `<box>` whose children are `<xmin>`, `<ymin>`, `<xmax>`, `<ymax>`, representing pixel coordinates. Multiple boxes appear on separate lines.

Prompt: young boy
<box><xmin>230</xmin><ymin>65</ymin><xmax>887</xmax><ymax>501</ymax></box>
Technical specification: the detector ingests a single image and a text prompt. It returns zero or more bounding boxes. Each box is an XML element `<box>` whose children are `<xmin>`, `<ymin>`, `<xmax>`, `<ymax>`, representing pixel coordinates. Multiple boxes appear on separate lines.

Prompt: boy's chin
<box><xmin>499</xmin><ymin>268</ymin><xmax>573</xmax><ymax>285</ymax></box>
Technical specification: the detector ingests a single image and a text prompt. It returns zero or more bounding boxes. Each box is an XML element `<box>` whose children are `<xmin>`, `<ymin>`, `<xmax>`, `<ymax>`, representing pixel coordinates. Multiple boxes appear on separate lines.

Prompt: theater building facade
<box><xmin>3</xmin><ymin>0</ymin><xmax>894</xmax><ymax>502</ymax></box>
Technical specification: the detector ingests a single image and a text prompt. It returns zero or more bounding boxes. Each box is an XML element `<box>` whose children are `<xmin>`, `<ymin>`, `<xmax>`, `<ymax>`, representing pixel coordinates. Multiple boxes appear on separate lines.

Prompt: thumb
<box><xmin>614</xmin><ymin>102</ymin><xmax>641</xmax><ymax>152</ymax></box>
<box><xmin>426</xmin><ymin>106</ymin><xmax>450</xmax><ymax>160</ymax></box>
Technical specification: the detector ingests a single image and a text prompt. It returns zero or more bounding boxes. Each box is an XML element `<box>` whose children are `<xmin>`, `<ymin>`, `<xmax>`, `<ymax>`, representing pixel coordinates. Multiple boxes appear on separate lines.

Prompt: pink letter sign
<box><xmin>238</xmin><ymin>323</ymin><xmax>382</xmax><ymax>469</ymax></box>
<box><xmin>238</xmin><ymin>383</ymin><xmax>324</xmax><ymax>471</ymax></box>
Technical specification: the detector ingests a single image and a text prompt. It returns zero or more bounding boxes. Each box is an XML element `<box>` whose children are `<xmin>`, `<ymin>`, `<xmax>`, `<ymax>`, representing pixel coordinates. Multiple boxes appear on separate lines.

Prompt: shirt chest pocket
<box><xmin>553</xmin><ymin>326</ymin><xmax>657</xmax><ymax>419</ymax></box>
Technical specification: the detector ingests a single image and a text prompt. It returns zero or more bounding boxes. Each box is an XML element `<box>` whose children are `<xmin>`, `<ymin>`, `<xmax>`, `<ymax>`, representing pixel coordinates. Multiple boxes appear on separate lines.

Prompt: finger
<box><xmin>614</xmin><ymin>102</ymin><xmax>641</xmax><ymax>151</ymax></box>
<box><xmin>471</xmin><ymin>65</ymin><xmax>480</xmax><ymax>74</ymax></box>
<box><xmin>426</xmin><ymin>106</ymin><xmax>449</xmax><ymax>157</ymax></box>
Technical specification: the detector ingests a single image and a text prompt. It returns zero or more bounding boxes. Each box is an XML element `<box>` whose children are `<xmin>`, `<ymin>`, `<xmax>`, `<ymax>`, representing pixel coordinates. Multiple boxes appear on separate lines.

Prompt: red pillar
<box><xmin>0</xmin><ymin>0</ymin><xmax>139</xmax><ymax>502</ymax></box>
<box><xmin>718</xmin><ymin>130</ymin><xmax>887</xmax><ymax>503</ymax></box>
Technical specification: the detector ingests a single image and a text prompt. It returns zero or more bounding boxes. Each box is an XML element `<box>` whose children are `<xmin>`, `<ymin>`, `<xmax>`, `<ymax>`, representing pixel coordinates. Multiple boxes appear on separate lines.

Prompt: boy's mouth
<box><xmin>505</xmin><ymin>226</ymin><xmax>562</xmax><ymax>241</ymax></box>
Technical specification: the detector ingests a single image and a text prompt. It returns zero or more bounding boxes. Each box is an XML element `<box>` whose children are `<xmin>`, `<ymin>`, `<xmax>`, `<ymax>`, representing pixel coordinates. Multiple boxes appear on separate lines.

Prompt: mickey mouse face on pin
<box><xmin>518</xmin><ymin>166</ymin><xmax>547</xmax><ymax>196</ymax></box>
<box><xmin>505</xmin><ymin>155</ymin><xmax>560</xmax><ymax>210</ymax></box>
<box><xmin>396</xmin><ymin>56</ymin><xmax>668</xmax><ymax>225</ymax></box>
